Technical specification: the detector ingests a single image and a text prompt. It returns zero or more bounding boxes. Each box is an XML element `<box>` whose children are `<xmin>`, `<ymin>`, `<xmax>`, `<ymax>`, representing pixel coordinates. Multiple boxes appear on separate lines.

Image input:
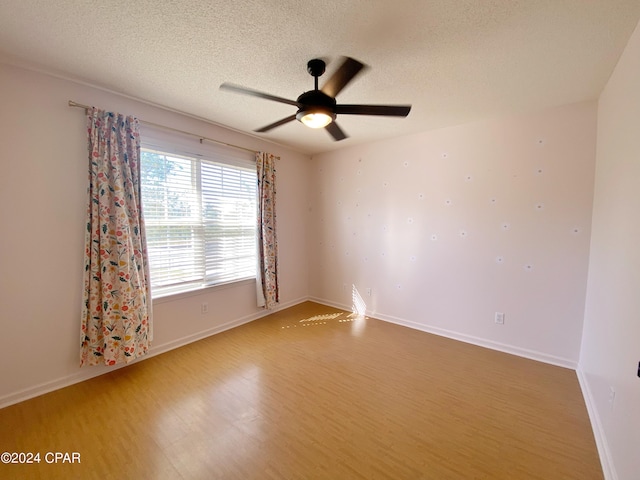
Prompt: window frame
<box><xmin>139</xmin><ymin>125</ymin><xmax>257</xmax><ymax>299</ymax></box>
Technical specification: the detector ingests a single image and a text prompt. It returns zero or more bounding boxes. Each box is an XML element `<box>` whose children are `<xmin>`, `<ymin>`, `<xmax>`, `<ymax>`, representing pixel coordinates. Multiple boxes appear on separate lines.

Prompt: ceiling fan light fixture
<box><xmin>297</xmin><ymin>108</ymin><xmax>335</xmax><ymax>129</ymax></box>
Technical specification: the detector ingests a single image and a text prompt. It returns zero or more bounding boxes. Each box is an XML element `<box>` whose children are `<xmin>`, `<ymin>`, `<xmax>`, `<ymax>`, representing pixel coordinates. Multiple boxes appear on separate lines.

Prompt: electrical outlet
<box><xmin>366</xmin><ymin>288</ymin><xmax>372</xmax><ymax>296</ymax></box>
<box><xmin>201</xmin><ymin>302</ymin><xmax>208</xmax><ymax>314</ymax></box>
<box><xmin>494</xmin><ymin>312</ymin><xmax>505</xmax><ymax>325</ymax></box>
<box><xmin>608</xmin><ymin>386</ymin><xmax>616</xmax><ymax>410</ymax></box>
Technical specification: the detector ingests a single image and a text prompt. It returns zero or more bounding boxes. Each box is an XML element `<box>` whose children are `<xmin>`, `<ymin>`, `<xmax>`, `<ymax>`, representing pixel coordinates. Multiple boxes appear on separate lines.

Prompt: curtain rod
<box><xmin>68</xmin><ymin>100</ymin><xmax>258</xmax><ymax>154</ymax></box>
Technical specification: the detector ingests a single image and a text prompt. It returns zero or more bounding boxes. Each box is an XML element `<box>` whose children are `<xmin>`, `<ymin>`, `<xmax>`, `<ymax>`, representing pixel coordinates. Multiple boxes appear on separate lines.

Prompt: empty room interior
<box><xmin>1</xmin><ymin>2</ymin><xmax>639</xmax><ymax>479</ymax></box>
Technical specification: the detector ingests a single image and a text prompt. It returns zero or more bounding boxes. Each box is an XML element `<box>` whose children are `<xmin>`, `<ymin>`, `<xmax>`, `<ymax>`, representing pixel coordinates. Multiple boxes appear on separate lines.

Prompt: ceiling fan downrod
<box><xmin>307</xmin><ymin>59</ymin><xmax>326</xmax><ymax>91</ymax></box>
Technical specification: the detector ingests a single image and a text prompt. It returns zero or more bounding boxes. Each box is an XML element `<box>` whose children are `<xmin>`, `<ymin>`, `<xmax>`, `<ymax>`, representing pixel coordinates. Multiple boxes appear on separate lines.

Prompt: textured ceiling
<box><xmin>1</xmin><ymin>1</ymin><xmax>639</xmax><ymax>155</ymax></box>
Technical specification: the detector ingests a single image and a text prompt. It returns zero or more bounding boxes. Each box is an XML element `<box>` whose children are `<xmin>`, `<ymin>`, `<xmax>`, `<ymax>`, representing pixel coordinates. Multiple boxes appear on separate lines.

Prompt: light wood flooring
<box><xmin>0</xmin><ymin>302</ymin><xmax>602</xmax><ymax>479</ymax></box>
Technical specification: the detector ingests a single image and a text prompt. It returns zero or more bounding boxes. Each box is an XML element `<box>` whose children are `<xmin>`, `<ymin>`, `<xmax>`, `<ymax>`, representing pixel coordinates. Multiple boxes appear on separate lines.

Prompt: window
<box><xmin>139</xmin><ymin>132</ymin><xmax>256</xmax><ymax>298</ymax></box>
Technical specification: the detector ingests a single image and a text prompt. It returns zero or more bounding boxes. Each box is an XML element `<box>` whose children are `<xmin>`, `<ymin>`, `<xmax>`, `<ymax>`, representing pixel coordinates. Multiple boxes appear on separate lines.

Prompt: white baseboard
<box><xmin>576</xmin><ymin>367</ymin><xmax>617</xmax><ymax>480</ymax></box>
<box><xmin>308</xmin><ymin>296</ymin><xmax>577</xmax><ymax>369</ymax></box>
<box><xmin>147</xmin><ymin>296</ymin><xmax>306</xmax><ymax>358</ymax></box>
<box><xmin>0</xmin><ymin>296</ymin><xmax>307</xmax><ymax>409</ymax></box>
<box><xmin>307</xmin><ymin>296</ymin><xmax>352</xmax><ymax>313</ymax></box>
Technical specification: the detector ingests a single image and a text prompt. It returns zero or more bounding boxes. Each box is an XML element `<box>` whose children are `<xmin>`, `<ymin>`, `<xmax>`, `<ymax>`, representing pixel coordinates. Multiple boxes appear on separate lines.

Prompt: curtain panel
<box><xmin>80</xmin><ymin>108</ymin><xmax>152</xmax><ymax>366</ymax></box>
<box><xmin>256</xmin><ymin>152</ymin><xmax>279</xmax><ymax>309</ymax></box>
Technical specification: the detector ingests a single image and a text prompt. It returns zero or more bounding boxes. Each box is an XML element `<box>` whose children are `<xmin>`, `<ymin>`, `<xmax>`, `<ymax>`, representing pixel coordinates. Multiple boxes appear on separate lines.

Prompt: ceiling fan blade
<box><xmin>321</xmin><ymin>57</ymin><xmax>366</xmax><ymax>98</ymax></box>
<box><xmin>220</xmin><ymin>83</ymin><xmax>300</xmax><ymax>107</ymax></box>
<box><xmin>255</xmin><ymin>114</ymin><xmax>297</xmax><ymax>133</ymax></box>
<box><xmin>335</xmin><ymin>104</ymin><xmax>412</xmax><ymax>117</ymax></box>
<box><xmin>325</xmin><ymin>122</ymin><xmax>348</xmax><ymax>141</ymax></box>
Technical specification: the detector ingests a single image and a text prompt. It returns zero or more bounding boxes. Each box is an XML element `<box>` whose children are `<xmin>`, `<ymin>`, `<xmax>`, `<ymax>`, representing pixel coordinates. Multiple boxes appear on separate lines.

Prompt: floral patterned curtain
<box><xmin>256</xmin><ymin>152</ymin><xmax>279</xmax><ymax>309</ymax></box>
<box><xmin>80</xmin><ymin>108</ymin><xmax>152</xmax><ymax>366</ymax></box>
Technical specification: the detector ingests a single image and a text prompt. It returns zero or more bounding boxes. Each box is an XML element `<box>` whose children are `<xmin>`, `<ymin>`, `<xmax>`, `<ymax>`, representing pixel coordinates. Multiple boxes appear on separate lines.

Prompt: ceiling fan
<box><xmin>220</xmin><ymin>57</ymin><xmax>412</xmax><ymax>141</ymax></box>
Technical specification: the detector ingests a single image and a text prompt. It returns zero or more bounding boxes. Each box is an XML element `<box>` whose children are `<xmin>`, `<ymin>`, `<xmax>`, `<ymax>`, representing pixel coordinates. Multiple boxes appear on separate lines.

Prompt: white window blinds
<box><xmin>139</xmin><ymin>130</ymin><xmax>256</xmax><ymax>298</ymax></box>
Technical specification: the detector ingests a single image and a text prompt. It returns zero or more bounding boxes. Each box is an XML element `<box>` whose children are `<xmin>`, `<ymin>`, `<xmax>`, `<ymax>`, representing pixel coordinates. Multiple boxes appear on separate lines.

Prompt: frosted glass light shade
<box><xmin>299</xmin><ymin>112</ymin><xmax>333</xmax><ymax>128</ymax></box>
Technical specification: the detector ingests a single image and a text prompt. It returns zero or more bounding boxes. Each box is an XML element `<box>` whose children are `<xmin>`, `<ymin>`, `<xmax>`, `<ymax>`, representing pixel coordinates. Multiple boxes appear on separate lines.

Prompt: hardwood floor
<box><xmin>0</xmin><ymin>302</ymin><xmax>602</xmax><ymax>479</ymax></box>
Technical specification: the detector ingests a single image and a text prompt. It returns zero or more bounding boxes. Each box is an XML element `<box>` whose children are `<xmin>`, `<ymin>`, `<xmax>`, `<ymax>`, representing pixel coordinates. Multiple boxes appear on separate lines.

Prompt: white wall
<box><xmin>0</xmin><ymin>62</ymin><xmax>311</xmax><ymax>406</ymax></box>
<box><xmin>309</xmin><ymin>102</ymin><xmax>596</xmax><ymax>367</ymax></box>
<box><xmin>579</xmin><ymin>19</ymin><xmax>640</xmax><ymax>480</ymax></box>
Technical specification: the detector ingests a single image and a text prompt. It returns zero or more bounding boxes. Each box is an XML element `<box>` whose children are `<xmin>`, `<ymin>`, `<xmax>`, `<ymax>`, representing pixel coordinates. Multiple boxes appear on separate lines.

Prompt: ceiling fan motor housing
<box><xmin>296</xmin><ymin>90</ymin><xmax>337</xmax><ymax>122</ymax></box>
